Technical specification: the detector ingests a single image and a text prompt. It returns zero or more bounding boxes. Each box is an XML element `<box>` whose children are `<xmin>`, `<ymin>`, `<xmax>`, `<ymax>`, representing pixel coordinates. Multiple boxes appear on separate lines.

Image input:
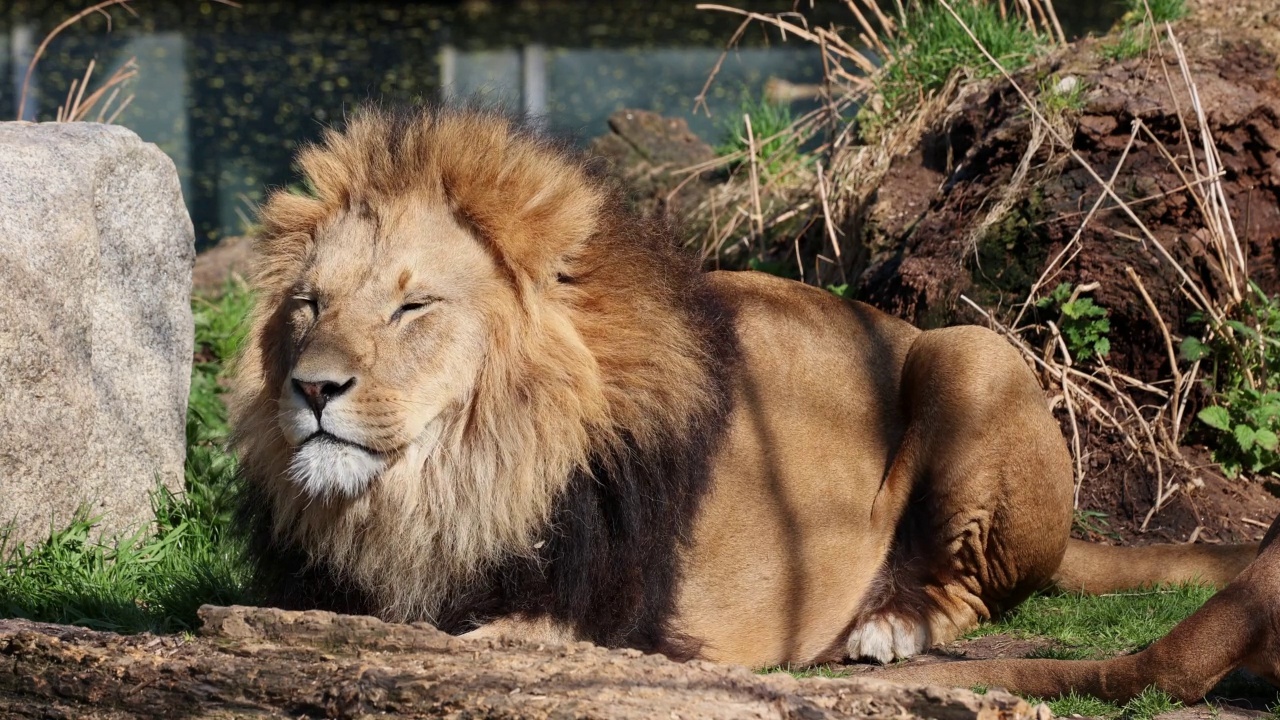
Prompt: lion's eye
<box><xmin>292</xmin><ymin>294</ymin><xmax>319</xmax><ymax>315</ymax></box>
<box><xmin>392</xmin><ymin>299</ymin><xmax>435</xmax><ymax>323</ymax></box>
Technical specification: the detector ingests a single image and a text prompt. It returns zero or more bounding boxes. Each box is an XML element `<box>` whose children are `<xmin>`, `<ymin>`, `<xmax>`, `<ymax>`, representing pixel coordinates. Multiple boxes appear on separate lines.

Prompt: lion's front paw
<box><xmin>845</xmin><ymin>612</ymin><xmax>930</xmax><ymax>664</ymax></box>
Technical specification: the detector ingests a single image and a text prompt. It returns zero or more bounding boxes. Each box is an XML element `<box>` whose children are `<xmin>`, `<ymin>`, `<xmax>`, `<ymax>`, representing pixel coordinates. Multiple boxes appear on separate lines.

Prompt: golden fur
<box><xmin>231</xmin><ymin>107</ymin><xmax>723</xmax><ymax>625</ymax></box>
<box><xmin>231</xmin><ymin>105</ymin><xmax>1257</xmax><ymax>669</ymax></box>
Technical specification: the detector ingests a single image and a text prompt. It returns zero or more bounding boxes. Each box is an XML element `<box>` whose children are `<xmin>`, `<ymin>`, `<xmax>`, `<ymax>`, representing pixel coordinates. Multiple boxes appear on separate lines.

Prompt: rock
<box><xmin>590</xmin><ymin>109</ymin><xmax>719</xmax><ymax>220</ymax></box>
<box><xmin>192</xmin><ymin>234</ymin><xmax>252</xmax><ymax>296</ymax></box>
<box><xmin>0</xmin><ymin>122</ymin><xmax>194</xmax><ymax>548</ymax></box>
<box><xmin>0</xmin><ymin>605</ymin><xmax>1046</xmax><ymax>720</ymax></box>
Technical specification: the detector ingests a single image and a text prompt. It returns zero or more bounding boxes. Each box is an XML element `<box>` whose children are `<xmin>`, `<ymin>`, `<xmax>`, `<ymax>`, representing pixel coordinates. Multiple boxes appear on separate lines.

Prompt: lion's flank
<box><xmin>231</xmin><ymin>104</ymin><xmax>740</xmax><ymax>658</ymax></box>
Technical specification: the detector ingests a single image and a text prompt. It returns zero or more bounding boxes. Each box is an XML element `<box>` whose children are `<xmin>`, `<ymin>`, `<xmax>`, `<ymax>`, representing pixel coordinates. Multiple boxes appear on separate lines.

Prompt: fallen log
<box><xmin>0</xmin><ymin>604</ymin><xmax>1046</xmax><ymax>719</ymax></box>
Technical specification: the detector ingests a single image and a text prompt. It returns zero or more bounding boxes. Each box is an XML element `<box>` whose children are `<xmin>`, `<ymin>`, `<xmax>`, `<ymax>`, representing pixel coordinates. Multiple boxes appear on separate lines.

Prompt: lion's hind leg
<box><xmin>844</xmin><ymin>326</ymin><xmax>1075</xmax><ymax>664</ymax></box>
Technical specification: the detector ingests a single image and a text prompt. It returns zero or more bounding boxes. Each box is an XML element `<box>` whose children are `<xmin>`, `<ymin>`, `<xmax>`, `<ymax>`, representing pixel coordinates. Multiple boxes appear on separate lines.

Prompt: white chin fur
<box><xmin>288</xmin><ymin>438</ymin><xmax>387</xmax><ymax>499</ymax></box>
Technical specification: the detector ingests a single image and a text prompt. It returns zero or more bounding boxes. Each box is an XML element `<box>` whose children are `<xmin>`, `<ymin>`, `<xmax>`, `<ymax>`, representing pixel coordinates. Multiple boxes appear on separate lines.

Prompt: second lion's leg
<box><xmin>846</xmin><ymin>326</ymin><xmax>1075</xmax><ymax>663</ymax></box>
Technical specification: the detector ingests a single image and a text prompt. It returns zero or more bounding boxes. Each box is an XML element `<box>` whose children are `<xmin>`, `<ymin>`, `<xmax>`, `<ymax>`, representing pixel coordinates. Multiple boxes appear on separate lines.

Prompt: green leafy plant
<box><xmin>826</xmin><ymin>283</ymin><xmax>851</xmax><ymax>299</ymax></box>
<box><xmin>746</xmin><ymin>256</ymin><xmax>799</xmax><ymax>280</ymax></box>
<box><xmin>1183</xmin><ymin>282</ymin><xmax>1280</xmax><ymax>477</ymax></box>
<box><xmin>716</xmin><ymin>91</ymin><xmax>805</xmax><ymax>180</ymax></box>
<box><xmin>1038</xmin><ymin>75</ymin><xmax>1086</xmax><ymax>120</ymax></box>
<box><xmin>1035</xmin><ymin>282</ymin><xmax>1112</xmax><ymax>361</ymax></box>
<box><xmin>1073</xmin><ymin>509</ymin><xmax>1121</xmax><ymax>541</ymax></box>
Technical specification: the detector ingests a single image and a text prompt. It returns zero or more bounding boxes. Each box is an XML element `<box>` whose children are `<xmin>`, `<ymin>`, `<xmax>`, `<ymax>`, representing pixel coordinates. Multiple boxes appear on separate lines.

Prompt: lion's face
<box><xmin>276</xmin><ymin>199</ymin><xmax>507</xmax><ymax>499</ymax></box>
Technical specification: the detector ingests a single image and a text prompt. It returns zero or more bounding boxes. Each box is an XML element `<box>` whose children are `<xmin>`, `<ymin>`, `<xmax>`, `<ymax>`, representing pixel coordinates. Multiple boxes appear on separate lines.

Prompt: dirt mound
<box><xmin>853</xmin><ymin>16</ymin><xmax>1280</xmax><ymax>543</ymax></box>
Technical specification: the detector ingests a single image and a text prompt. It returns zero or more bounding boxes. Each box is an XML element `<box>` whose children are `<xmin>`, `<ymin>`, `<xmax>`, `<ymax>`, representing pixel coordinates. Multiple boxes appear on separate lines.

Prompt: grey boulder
<box><xmin>0</xmin><ymin>122</ymin><xmax>194</xmax><ymax>549</ymax></box>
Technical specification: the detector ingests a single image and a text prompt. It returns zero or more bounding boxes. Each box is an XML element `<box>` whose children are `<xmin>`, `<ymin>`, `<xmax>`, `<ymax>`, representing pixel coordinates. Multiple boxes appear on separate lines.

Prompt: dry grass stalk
<box><xmin>18</xmin><ymin>0</ymin><xmax>239</xmax><ymax>122</ymax></box>
<box><xmin>744</xmin><ymin>114</ymin><xmax>764</xmax><ymax>245</ymax></box>
<box><xmin>56</xmin><ymin>56</ymin><xmax>138</xmax><ymax>123</ymax></box>
<box><xmin>689</xmin><ymin>1</ymin><xmax>1055</xmax><ymax>285</ymax></box>
<box><xmin>815</xmin><ymin>160</ymin><xmax>848</xmax><ymax>285</ymax></box>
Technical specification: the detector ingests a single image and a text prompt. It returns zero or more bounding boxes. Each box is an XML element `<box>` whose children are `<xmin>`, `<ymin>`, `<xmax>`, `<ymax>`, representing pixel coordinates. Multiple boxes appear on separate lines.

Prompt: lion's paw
<box><xmin>845</xmin><ymin>612</ymin><xmax>930</xmax><ymax>664</ymax></box>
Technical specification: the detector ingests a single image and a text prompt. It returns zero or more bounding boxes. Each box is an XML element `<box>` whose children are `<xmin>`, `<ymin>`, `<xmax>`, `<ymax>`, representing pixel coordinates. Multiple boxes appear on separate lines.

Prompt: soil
<box><xmin>192</xmin><ymin>234</ymin><xmax>252</xmax><ymax>296</ymax></box>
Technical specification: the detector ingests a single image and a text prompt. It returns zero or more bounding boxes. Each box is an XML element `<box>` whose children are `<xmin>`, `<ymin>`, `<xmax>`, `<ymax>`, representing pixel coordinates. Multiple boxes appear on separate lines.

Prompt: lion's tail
<box><xmin>1050</xmin><ymin>538</ymin><xmax>1258</xmax><ymax>594</ymax></box>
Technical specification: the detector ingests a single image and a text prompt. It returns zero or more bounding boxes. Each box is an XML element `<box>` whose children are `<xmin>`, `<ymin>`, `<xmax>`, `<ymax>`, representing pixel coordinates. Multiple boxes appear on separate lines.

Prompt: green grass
<box><xmin>1042</xmin><ymin>689</ymin><xmax>1122</xmax><ymax>718</ymax></box>
<box><xmin>1039</xmin><ymin>75</ymin><xmax>1087</xmax><ymax>120</ymax></box>
<box><xmin>970</xmin><ymin>584</ymin><xmax>1216</xmax><ymax>660</ymax></box>
<box><xmin>1119</xmin><ymin>0</ymin><xmax>1188</xmax><ymax>25</ymax></box>
<box><xmin>1102</xmin><ymin>0</ymin><xmax>1189</xmax><ymax>61</ymax></box>
<box><xmin>875</xmin><ymin>1</ymin><xmax>1046</xmax><ymax>121</ymax></box>
<box><xmin>0</xmin><ymin>281</ymin><xmax>255</xmax><ymax>633</ymax></box>
<box><xmin>715</xmin><ymin>90</ymin><xmax>806</xmax><ymax>180</ymax></box>
<box><xmin>1100</xmin><ymin>27</ymin><xmax>1151</xmax><ymax>61</ymax></box>
<box><xmin>969</xmin><ymin>585</ymin><xmax>1221</xmax><ymax>717</ymax></box>
<box><xmin>1030</xmin><ymin>687</ymin><xmax>1182</xmax><ymax>719</ymax></box>
<box><xmin>761</xmin><ymin>664</ymin><xmax>852</xmax><ymax>680</ymax></box>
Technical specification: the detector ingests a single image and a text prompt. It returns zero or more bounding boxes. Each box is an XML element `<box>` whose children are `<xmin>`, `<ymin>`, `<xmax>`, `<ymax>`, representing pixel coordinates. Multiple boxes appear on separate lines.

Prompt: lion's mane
<box><xmin>229</xmin><ymin>105</ymin><xmax>739</xmax><ymax>656</ymax></box>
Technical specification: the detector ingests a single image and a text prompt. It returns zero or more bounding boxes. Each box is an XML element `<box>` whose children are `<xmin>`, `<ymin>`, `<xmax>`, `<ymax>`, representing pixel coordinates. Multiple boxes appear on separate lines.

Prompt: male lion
<box><xmin>230</xmin><ymin>106</ymin><xmax>1257</xmax><ymax>673</ymax></box>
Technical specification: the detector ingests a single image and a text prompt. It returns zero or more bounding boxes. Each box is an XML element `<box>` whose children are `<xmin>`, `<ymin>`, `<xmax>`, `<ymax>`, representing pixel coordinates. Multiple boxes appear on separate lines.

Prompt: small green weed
<box><xmin>716</xmin><ymin>91</ymin><xmax>806</xmax><ymax>180</ymax></box>
<box><xmin>1102</xmin><ymin>0</ymin><xmax>1187</xmax><ymax>61</ymax></box>
<box><xmin>1035</xmin><ymin>282</ymin><xmax>1112</xmax><ymax>362</ymax></box>
<box><xmin>1119</xmin><ymin>0</ymin><xmax>1188</xmax><ymax>25</ymax></box>
<box><xmin>827</xmin><ymin>283</ymin><xmax>851</xmax><ymax>299</ymax></box>
<box><xmin>1101</xmin><ymin>27</ymin><xmax>1151</xmax><ymax>61</ymax></box>
<box><xmin>874</xmin><ymin>1</ymin><xmax>1046</xmax><ymax>121</ymax></box>
<box><xmin>1039</xmin><ymin>75</ymin><xmax>1087</xmax><ymax>120</ymax></box>
<box><xmin>1183</xmin><ymin>282</ymin><xmax>1280</xmax><ymax>477</ymax></box>
<box><xmin>1073</xmin><ymin>509</ymin><xmax>1121</xmax><ymax>541</ymax></box>
<box><xmin>0</xmin><ymin>282</ymin><xmax>255</xmax><ymax>632</ymax></box>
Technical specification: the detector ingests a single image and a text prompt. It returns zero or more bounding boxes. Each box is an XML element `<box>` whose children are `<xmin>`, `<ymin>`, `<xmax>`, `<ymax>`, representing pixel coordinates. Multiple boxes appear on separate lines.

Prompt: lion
<box><xmin>229</xmin><ymin>105</ymin><xmax>1259</xmax><ymax>675</ymax></box>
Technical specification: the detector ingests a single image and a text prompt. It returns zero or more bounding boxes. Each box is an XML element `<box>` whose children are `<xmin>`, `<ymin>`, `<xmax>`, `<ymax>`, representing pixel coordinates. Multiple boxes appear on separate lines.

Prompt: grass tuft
<box><xmin>1039</xmin><ymin>75</ymin><xmax>1087</xmax><ymax>120</ymax></box>
<box><xmin>1120</xmin><ymin>0</ymin><xmax>1188</xmax><ymax>25</ymax></box>
<box><xmin>1103</xmin><ymin>0</ymin><xmax>1188</xmax><ymax>61</ymax></box>
<box><xmin>1041</xmin><ymin>689</ymin><xmax>1123</xmax><ymax>718</ymax></box>
<box><xmin>1120</xmin><ymin>687</ymin><xmax>1184</xmax><ymax>719</ymax></box>
<box><xmin>759</xmin><ymin>664</ymin><xmax>851</xmax><ymax>679</ymax></box>
<box><xmin>877</xmin><ymin>1</ymin><xmax>1045</xmax><ymax>119</ymax></box>
<box><xmin>715</xmin><ymin>90</ymin><xmax>807</xmax><ymax>180</ymax></box>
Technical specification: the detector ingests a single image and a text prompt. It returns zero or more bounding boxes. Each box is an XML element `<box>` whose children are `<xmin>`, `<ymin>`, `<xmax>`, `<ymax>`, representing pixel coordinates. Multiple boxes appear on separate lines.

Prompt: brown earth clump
<box><xmin>851</xmin><ymin>21</ymin><xmax>1280</xmax><ymax>542</ymax></box>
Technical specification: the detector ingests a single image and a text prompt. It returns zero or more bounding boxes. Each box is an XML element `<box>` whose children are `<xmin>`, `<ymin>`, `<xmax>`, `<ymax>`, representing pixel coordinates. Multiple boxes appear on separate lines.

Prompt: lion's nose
<box><xmin>292</xmin><ymin>376</ymin><xmax>356</xmax><ymax>417</ymax></box>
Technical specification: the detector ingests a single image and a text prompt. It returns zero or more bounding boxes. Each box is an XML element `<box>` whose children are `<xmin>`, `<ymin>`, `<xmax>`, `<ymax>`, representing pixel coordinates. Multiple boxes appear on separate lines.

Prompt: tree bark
<box><xmin>0</xmin><ymin>605</ymin><xmax>1046</xmax><ymax>719</ymax></box>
